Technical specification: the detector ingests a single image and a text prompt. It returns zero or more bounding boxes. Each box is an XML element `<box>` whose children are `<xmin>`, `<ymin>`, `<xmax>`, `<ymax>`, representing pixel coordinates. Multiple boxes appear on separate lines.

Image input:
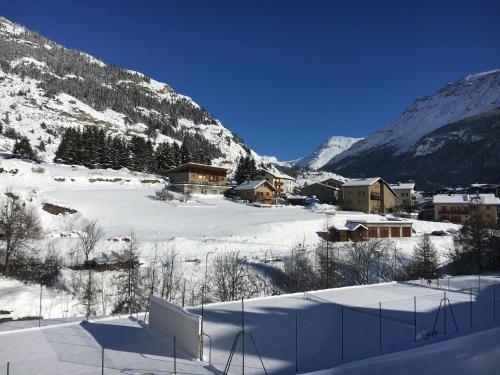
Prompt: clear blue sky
<box><xmin>2</xmin><ymin>1</ymin><xmax>500</xmax><ymax>160</ymax></box>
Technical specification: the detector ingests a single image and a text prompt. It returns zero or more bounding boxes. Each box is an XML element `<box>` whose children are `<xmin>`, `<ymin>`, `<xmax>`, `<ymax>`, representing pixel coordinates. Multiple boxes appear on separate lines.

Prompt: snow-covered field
<box><xmin>0</xmin><ymin>159</ymin><xmax>460</xmax><ymax>320</ymax></box>
<box><xmin>2</xmin><ymin>276</ymin><xmax>500</xmax><ymax>375</ymax></box>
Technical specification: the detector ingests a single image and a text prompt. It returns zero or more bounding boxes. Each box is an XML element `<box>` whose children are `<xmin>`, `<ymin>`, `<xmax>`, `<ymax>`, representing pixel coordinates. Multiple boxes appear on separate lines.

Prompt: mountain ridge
<box><xmin>0</xmin><ymin>16</ymin><xmax>259</xmax><ymax>170</ymax></box>
<box><xmin>327</xmin><ymin>69</ymin><xmax>500</xmax><ymax>168</ymax></box>
<box><xmin>291</xmin><ymin>135</ymin><xmax>363</xmax><ymax>170</ymax></box>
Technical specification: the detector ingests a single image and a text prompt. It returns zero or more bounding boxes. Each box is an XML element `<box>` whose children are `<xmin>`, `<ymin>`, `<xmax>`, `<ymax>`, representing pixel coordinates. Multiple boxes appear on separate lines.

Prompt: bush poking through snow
<box><xmin>154</xmin><ymin>187</ymin><xmax>175</xmax><ymax>201</ymax></box>
<box><xmin>31</xmin><ymin>166</ymin><xmax>45</xmax><ymax>174</ymax></box>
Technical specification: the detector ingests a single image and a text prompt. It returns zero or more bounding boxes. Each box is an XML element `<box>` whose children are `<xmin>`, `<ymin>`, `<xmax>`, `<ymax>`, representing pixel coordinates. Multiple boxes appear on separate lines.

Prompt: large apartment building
<box><xmin>433</xmin><ymin>194</ymin><xmax>500</xmax><ymax>227</ymax></box>
<box><xmin>341</xmin><ymin>177</ymin><xmax>397</xmax><ymax>213</ymax></box>
<box><xmin>389</xmin><ymin>182</ymin><xmax>417</xmax><ymax>209</ymax></box>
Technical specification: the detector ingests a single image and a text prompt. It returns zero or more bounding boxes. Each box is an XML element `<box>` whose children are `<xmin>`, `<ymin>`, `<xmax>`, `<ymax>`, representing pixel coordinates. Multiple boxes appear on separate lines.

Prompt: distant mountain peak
<box><xmin>292</xmin><ymin>136</ymin><xmax>363</xmax><ymax>170</ymax></box>
<box><xmin>324</xmin><ymin>68</ymin><xmax>500</xmax><ymax>188</ymax></box>
<box><xmin>327</xmin><ymin>69</ymin><xmax>500</xmax><ymax>166</ymax></box>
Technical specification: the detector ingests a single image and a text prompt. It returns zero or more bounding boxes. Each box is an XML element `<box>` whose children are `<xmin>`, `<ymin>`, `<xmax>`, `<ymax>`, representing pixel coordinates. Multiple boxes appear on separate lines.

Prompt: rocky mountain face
<box><xmin>292</xmin><ymin>136</ymin><xmax>363</xmax><ymax>170</ymax></box>
<box><xmin>324</xmin><ymin>69</ymin><xmax>500</xmax><ymax>188</ymax></box>
<box><xmin>0</xmin><ymin>17</ymin><xmax>255</xmax><ymax>169</ymax></box>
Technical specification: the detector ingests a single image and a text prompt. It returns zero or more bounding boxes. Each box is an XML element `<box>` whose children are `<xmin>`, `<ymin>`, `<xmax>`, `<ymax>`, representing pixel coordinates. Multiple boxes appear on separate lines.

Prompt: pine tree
<box><xmin>246</xmin><ymin>156</ymin><xmax>259</xmax><ymax>180</ymax></box>
<box><xmin>409</xmin><ymin>234</ymin><xmax>439</xmax><ymax>279</ymax></box>
<box><xmin>13</xmin><ymin>137</ymin><xmax>38</xmax><ymax>161</ymax></box>
<box><xmin>154</xmin><ymin>142</ymin><xmax>175</xmax><ymax>175</ymax></box>
<box><xmin>234</xmin><ymin>157</ymin><xmax>248</xmax><ymax>184</ymax></box>
<box><xmin>234</xmin><ymin>155</ymin><xmax>260</xmax><ymax>184</ymax></box>
<box><xmin>180</xmin><ymin>138</ymin><xmax>193</xmax><ymax>164</ymax></box>
<box><xmin>172</xmin><ymin>143</ymin><xmax>181</xmax><ymax>166</ymax></box>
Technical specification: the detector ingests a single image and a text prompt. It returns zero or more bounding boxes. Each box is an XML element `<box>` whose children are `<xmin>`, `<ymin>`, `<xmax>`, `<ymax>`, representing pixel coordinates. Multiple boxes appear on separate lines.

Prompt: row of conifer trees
<box><xmin>54</xmin><ymin>127</ymin><xmax>213</xmax><ymax>174</ymax></box>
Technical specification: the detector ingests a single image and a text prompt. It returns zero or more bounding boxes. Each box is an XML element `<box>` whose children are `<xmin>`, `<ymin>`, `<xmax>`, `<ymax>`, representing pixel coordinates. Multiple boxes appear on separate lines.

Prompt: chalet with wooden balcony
<box><xmin>259</xmin><ymin>168</ymin><xmax>295</xmax><ymax>194</ymax></box>
<box><xmin>233</xmin><ymin>180</ymin><xmax>277</xmax><ymax>204</ymax></box>
<box><xmin>340</xmin><ymin>177</ymin><xmax>397</xmax><ymax>213</ymax></box>
<box><xmin>167</xmin><ymin>162</ymin><xmax>229</xmax><ymax>195</ymax></box>
<box><xmin>433</xmin><ymin>194</ymin><xmax>500</xmax><ymax>227</ymax></box>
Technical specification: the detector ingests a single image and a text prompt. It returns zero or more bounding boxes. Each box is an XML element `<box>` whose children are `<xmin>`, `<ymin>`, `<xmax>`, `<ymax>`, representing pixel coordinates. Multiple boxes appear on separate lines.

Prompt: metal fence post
<box><xmin>295</xmin><ymin>314</ymin><xmax>298</xmax><ymax>373</ymax></box>
<box><xmin>494</xmin><ymin>283</ymin><xmax>497</xmax><ymax>322</ymax></box>
<box><xmin>242</xmin><ymin>297</ymin><xmax>245</xmax><ymax>375</ymax></box>
<box><xmin>379</xmin><ymin>302</ymin><xmax>382</xmax><ymax>350</ymax></box>
<box><xmin>341</xmin><ymin>307</ymin><xmax>344</xmax><ymax>361</ymax></box>
<box><xmin>443</xmin><ymin>292</ymin><xmax>447</xmax><ymax>335</ymax></box>
<box><xmin>174</xmin><ymin>335</ymin><xmax>177</xmax><ymax>375</ymax></box>
<box><xmin>414</xmin><ymin>296</ymin><xmax>417</xmax><ymax>342</ymax></box>
<box><xmin>478</xmin><ymin>274</ymin><xmax>481</xmax><ymax>291</ymax></box>
<box><xmin>6</xmin><ymin>362</ymin><xmax>9</xmax><ymax>375</ymax></box>
<box><xmin>101</xmin><ymin>347</ymin><xmax>104</xmax><ymax>375</ymax></box>
<box><xmin>470</xmin><ymin>288</ymin><xmax>473</xmax><ymax>328</ymax></box>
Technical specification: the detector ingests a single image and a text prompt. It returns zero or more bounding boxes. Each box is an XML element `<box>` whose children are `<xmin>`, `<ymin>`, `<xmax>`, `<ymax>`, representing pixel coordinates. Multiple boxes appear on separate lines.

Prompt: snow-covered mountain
<box><xmin>325</xmin><ymin>69</ymin><xmax>500</xmax><ymax>187</ymax></box>
<box><xmin>0</xmin><ymin>17</ymin><xmax>258</xmax><ymax>169</ymax></box>
<box><xmin>292</xmin><ymin>136</ymin><xmax>362</xmax><ymax>170</ymax></box>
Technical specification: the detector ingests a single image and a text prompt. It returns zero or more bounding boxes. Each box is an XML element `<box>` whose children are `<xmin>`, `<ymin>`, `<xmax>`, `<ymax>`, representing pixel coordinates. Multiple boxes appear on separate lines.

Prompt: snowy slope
<box><xmin>0</xmin><ymin>16</ymin><xmax>260</xmax><ymax>169</ymax></box>
<box><xmin>293</xmin><ymin>136</ymin><xmax>363</xmax><ymax>170</ymax></box>
<box><xmin>328</xmin><ymin>69</ymin><xmax>500</xmax><ymax>165</ymax></box>
<box><xmin>0</xmin><ymin>158</ymin><xmax>460</xmax><ymax>319</ymax></box>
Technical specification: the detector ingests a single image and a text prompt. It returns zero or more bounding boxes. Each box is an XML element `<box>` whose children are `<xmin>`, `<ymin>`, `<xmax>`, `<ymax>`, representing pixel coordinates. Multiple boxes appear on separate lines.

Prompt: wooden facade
<box><xmin>234</xmin><ymin>180</ymin><xmax>277</xmax><ymax>204</ymax></box>
<box><xmin>167</xmin><ymin>162</ymin><xmax>229</xmax><ymax>194</ymax></box>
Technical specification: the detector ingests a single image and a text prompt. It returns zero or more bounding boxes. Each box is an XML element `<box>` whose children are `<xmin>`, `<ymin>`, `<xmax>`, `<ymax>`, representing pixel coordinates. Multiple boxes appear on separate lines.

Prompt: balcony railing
<box><xmin>370</xmin><ymin>193</ymin><xmax>383</xmax><ymax>200</ymax></box>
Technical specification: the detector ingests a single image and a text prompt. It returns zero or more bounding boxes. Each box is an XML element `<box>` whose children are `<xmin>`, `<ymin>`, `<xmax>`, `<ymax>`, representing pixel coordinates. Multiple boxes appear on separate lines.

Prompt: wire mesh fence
<box><xmin>2</xmin><ymin>332</ymin><xmax>210</xmax><ymax>375</ymax></box>
<box><xmin>3</xmin><ymin>276</ymin><xmax>500</xmax><ymax>374</ymax></box>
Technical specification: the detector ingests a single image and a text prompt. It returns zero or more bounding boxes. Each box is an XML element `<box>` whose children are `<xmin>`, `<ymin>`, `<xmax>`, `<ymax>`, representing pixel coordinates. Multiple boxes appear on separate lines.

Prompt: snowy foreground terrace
<box><xmin>2</xmin><ymin>275</ymin><xmax>500</xmax><ymax>375</ymax></box>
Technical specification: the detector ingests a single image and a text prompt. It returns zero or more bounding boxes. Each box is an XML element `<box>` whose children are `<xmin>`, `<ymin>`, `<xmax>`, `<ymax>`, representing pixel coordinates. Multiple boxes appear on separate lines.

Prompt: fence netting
<box><xmin>3</xmin><ymin>276</ymin><xmax>500</xmax><ymax>374</ymax></box>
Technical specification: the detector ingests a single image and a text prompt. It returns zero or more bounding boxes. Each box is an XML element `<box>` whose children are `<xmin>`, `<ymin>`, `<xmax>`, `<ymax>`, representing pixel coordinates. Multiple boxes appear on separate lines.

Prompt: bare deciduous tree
<box><xmin>79</xmin><ymin>219</ymin><xmax>103</xmax><ymax>262</ymax></box>
<box><xmin>280</xmin><ymin>248</ymin><xmax>318</xmax><ymax>293</ymax></box>
<box><xmin>0</xmin><ymin>193</ymin><xmax>42</xmax><ymax>275</ymax></box>
<box><xmin>341</xmin><ymin>239</ymin><xmax>389</xmax><ymax>285</ymax></box>
<box><xmin>159</xmin><ymin>248</ymin><xmax>181</xmax><ymax>301</ymax></box>
<box><xmin>210</xmin><ymin>252</ymin><xmax>263</xmax><ymax>302</ymax></box>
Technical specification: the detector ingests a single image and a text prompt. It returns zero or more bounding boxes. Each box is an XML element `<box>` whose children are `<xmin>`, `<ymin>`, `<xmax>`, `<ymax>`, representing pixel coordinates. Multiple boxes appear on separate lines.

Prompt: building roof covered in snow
<box><xmin>330</xmin><ymin>221</ymin><xmax>368</xmax><ymax>231</ymax></box>
<box><xmin>342</xmin><ymin>177</ymin><xmax>383</xmax><ymax>187</ymax></box>
<box><xmin>234</xmin><ymin>180</ymin><xmax>277</xmax><ymax>191</ymax></box>
<box><xmin>260</xmin><ymin>167</ymin><xmax>295</xmax><ymax>181</ymax></box>
<box><xmin>389</xmin><ymin>182</ymin><xmax>416</xmax><ymax>190</ymax></box>
<box><xmin>433</xmin><ymin>194</ymin><xmax>500</xmax><ymax>205</ymax></box>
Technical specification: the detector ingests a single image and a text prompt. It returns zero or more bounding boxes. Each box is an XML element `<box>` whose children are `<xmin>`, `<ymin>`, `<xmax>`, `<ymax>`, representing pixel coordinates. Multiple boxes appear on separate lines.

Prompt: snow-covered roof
<box><xmin>348</xmin><ymin>219</ymin><xmax>412</xmax><ymax>226</ymax></box>
<box><xmin>261</xmin><ymin>167</ymin><xmax>295</xmax><ymax>181</ymax></box>
<box><xmin>303</xmin><ymin>182</ymin><xmax>340</xmax><ymax>190</ymax></box>
<box><xmin>331</xmin><ymin>222</ymin><xmax>368</xmax><ymax>231</ymax></box>
<box><xmin>433</xmin><ymin>194</ymin><xmax>500</xmax><ymax>205</ymax></box>
<box><xmin>342</xmin><ymin>177</ymin><xmax>382</xmax><ymax>187</ymax></box>
<box><xmin>390</xmin><ymin>182</ymin><xmax>415</xmax><ymax>190</ymax></box>
<box><xmin>330</xmin><ymin>218</ymin><xmax>412</xmax><ymax>231</ymax></box>
<box><xmin>234</xmin><ymin>180</ymin><xmax>276</xmax><ymax>191</ymax></box>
